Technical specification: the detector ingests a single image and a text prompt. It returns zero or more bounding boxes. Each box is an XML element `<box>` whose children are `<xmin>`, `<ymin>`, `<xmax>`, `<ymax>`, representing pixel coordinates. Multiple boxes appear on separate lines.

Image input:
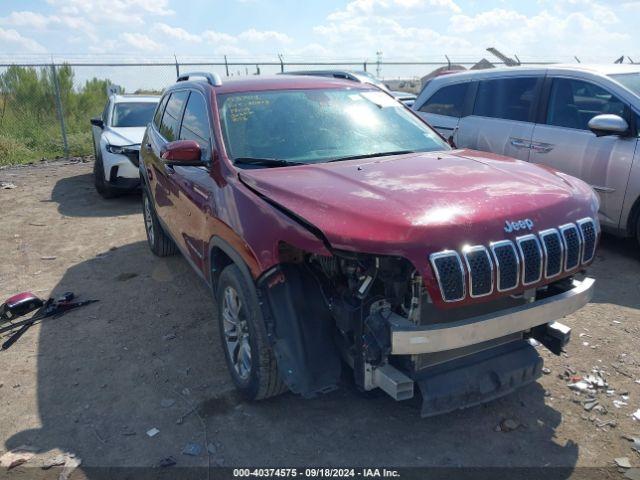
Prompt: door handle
<box><xmin>530</xmin><ymin>143</ymin><xmax>554</xmax><ymax>154</ymax></box>
<box><xmin>509</xmin><ymin>138</ymin><xmax>531</xmax><ymax>149</ymax></box>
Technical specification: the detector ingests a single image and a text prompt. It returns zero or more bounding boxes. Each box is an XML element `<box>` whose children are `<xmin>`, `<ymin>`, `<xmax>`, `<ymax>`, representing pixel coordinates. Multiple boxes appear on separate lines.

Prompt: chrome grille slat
<box><xmin>577</xmin><ymin>218</ymin><xmax>596</xmax><ymax>264</ymax></box>
<box><xmin>429</xmin><ymin>217</ymin><xmax>597</xmax><ymax>302</ymax></box>
<box><xmin>516</xmin><ymin>234</ymin><xmax>543</xmax><ymax>286</ymax></box>
<box><xmin>539</xmin><ymin>228</ymin><xmax>563</xmax><ymax>278</ymax></box>
<box><xmin>490</xmin><ymin>240</ymin><xmax>519</xmax><ymax>292</ymax></box>
<box><xmin>463</xmin><ymin>246</ymin><xmax>494</xmax><ymax>298</ymax></box>
<box><xmin>429</xmin><ymin>251</ymin><xmax>465</xmax><ymax>302</ymax></box>
<box><xmin>560</xmin><ymin>223</ymin><xmax>582</xmax><ymax>271</ymax></box>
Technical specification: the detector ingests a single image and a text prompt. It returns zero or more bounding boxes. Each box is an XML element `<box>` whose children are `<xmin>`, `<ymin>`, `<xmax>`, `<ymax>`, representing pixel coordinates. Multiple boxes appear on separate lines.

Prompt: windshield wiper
<box><xmin>327</xmin><ymin>150</ymin><xmax>416</xmax><ymax>163</ymax></box>
<box><xmin>233</xmin><ymin>157</ymin><xmax>304</xmax><ymax>168</ymax></box>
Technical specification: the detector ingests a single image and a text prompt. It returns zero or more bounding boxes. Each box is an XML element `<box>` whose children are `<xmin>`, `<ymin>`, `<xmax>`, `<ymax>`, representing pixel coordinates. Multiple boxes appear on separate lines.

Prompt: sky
<box><xmin>0</xmin><ymin>0</ymin><xmax>638</xmax><ymax>84</ymax></box>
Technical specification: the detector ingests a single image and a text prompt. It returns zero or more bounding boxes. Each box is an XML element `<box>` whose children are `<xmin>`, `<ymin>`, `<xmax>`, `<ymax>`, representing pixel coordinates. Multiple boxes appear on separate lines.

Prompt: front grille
<box><xmin>430</xmin><ymin>251</ymin><xmax>465</xmax><ymax>302</ymax></box>
<box><xmin>463</xmin><ymin>246</ymin><xmax>493</xmax><ymax>297</ymax></box>
<box><xmin>540</xmin><ymin>229</ymin><xmax>563</xmax><ymax>278</ymax></box>
<box><xmin>560</xmin><ymin>224</ymin><xmax>581</xmax><ymax>270</ymax></box>
<box><xmin>577</xmin><ymin>218</ymin><xmax>596</xmax><ymax>264</ymax></box>
<box><xmin>516</xmin><ymin>235</ymin><xmax>542</xmax><ymax>285</ymax></box>
<box><xmin>429</xmin><ymin>217</ymin><xmax>597</xmax><ymax>303</ymax></box>
<box><xmin>490</xmin><ymin>241</ymin><xmax>519</xmax><ymax>292</ymax></box>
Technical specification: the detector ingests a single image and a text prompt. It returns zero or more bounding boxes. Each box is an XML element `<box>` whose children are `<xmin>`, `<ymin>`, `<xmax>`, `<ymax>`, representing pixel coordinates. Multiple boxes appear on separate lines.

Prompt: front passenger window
<box><xmin>546</xmin><ymin>78</ymin><xmax>626</xmax><ymax>130</ymax></box>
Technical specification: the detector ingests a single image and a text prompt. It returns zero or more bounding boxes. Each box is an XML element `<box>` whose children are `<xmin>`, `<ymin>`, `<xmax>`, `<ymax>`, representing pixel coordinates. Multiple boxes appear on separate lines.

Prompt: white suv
<box><xmin>414</xmin><ymin>64</ymin><xmax>640</xmax><ymax>246</ymax></box>
<box><xmin>90</xmin><ymin>94</ymin><xmax>159</xmax><ymax>198</ymax></box>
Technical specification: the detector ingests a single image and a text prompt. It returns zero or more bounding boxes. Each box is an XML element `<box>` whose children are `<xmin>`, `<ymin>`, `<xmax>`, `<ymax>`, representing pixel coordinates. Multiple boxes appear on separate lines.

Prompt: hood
<box><xmin>103</xmin><ymin>127</ymin><xmax>147</xmax><ymax>147</ymax></box>
<box><xmin>239</xmin><ymin>149</ymin><xmax>598</xmax><ymax>256</ymax></box>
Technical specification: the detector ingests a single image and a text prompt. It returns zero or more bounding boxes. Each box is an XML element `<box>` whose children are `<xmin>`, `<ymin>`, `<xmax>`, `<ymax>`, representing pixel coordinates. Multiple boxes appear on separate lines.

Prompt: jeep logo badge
<box><xmin>504</xmin><ymin>218</ymin><xmax>534</xmax><ymax>233</ymax></box>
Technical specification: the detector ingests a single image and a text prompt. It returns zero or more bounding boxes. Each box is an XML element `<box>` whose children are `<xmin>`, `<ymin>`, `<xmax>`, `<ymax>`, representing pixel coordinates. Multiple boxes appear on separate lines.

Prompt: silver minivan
<box><xmin>414</xmin><ymin>65</ymin><xmax>640</xmax><ymax>246</ymax></box>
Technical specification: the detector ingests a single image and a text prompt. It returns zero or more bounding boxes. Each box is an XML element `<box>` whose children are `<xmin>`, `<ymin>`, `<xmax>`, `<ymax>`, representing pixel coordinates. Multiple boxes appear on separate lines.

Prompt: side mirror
<box><xmin>90</xmin><ymin>117</ymin><xmax>104</xmax><ymax>128</ymax></box>
<box><xmin>161</xmin><ymin>140</ymin><xmax>203</xmax><ymax>166</ymax></box>
<box><xmin>588</xmin><ymin>114</ymin><xmax>629</xmax><ymax>137</ymax></box>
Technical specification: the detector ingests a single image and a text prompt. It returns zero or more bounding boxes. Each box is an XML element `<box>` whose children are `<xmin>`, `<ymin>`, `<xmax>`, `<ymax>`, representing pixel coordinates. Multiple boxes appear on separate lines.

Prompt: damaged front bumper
<box><xmin>389</xmin><ymin>277</ymin><xmax>594</xmax><ymax>355</ymax></box>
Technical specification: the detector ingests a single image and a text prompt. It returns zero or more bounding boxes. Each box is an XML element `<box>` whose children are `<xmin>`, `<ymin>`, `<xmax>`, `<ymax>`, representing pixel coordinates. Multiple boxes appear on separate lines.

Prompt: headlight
<box><xmin>106</xmin><ymin>144</ymin><xmax>139</xmax><ymax>155</ymax></box>
<box><xmin>106</xmin><ymin>144</ymin><xmax>125</xmax><ymax>154</ymax></box>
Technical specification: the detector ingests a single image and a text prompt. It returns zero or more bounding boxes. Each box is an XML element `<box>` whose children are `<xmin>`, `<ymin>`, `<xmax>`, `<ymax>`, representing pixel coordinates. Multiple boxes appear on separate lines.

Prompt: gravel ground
<box><xmin>0</xmin><ymin>159</ymin><xmax>639</xmax><ymax>478</ymax></box>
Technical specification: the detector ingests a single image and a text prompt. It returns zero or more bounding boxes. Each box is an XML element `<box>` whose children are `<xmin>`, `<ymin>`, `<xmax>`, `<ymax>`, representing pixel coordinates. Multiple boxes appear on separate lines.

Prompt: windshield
<box><xmin>111</xmin><ymin>102</ymin><xmax>157</xmax><ymax>128</ymax></box>
<box><xmin>610</xmin><ymin>73</ymin><xmax>640</xmax><ymax>97</ymax></box>
<box><xmin>217</xmin><ymin>89</ymin><xmax>448</xmax><ymax>165</ymax></box>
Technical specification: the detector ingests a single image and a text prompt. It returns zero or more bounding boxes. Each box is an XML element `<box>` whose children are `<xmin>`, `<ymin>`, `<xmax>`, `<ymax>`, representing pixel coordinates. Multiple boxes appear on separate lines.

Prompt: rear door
<box><xmin>415</xmin><ymin>82</ymin><xmax>470</xmax><ymax>142</ymax></box>
<box><xmin>456</xmin><ymin>76</ymin><xmax>542</xmax><ymax>161</ymax></box>
<box><xmin>530</xmin><ymin>76</ymin><xmax>637</xmax><ymax>229</ymax></box>
<box><xmin>145</xmin><ymin>90</ymin><xmax>189</xmax><ymax>231</ymax></box>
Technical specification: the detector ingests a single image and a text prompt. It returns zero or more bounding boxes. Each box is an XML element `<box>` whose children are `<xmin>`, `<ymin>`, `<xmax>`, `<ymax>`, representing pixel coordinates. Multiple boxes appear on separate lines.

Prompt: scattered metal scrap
<box><xmin>0</xmin><ymin>291</ymin><xmax>98</xmax><ymax>350</ymax></box>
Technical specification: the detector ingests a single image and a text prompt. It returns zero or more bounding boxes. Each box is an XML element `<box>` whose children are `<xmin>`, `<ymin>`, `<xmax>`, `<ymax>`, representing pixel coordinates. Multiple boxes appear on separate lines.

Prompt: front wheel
<box><xmin>217</xmin><ymin>264</ymin><xmax>286</xmax><ymax>400</ymax></box>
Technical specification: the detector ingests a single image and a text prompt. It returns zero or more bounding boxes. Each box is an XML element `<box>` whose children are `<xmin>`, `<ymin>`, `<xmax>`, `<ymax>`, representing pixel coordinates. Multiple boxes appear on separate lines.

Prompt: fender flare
<box><xmin>208</xmin><ymin>236</ymin><xmax>256</xmax><ymax>295</ymax></box>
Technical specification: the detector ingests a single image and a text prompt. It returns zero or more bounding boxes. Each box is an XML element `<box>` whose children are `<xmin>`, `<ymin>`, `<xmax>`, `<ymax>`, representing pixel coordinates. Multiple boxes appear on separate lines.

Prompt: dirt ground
<box><xmin>1</xmin><ymin>159</ymin><xmax>640</xmax><ymax>478</ymax></box>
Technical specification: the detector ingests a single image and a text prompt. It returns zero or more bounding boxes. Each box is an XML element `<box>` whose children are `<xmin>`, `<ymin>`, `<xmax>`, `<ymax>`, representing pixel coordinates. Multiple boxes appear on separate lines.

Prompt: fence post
<box><xmin>224</xmin><ymin>55</ymin><xmax>229</xmax><ymax>77</ymax></box>
<box><xmin>50</xmin><ymin>63</ymin><xmax>69</xmax><ymax>159</ymax></box>
<box><xmin>363</xmin><ymin>61</ymin><xmax>367</xmax><ymax>72</ymax></box>
<box><xmin>278</xmin><ymin>54</ymin><xmax>284</xmax><ymax>73</ymax></box>
<box><xmin>174</xmin><ymin>54</ymin><xmax>180</xmax><ymax>77</ymax></box>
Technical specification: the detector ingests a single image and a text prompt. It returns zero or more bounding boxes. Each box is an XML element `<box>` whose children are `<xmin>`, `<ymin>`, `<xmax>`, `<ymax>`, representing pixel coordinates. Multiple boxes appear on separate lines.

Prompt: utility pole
<box><xmin>50</xmin><ymin>63</ymin><xmax>69</xmax><ymax>159</ymax></box>
<box><xmin>376</xmin><ymin>51</ymin><xmax>382</xmax><ymax>78</ymax></box>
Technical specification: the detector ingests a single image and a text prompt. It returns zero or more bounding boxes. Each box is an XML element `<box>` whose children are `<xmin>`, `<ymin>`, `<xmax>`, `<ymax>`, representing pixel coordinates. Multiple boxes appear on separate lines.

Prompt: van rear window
<box><xmin>473</xmin><ymin>77</ymin><xmax>538</xmax><ymax>122</ymax></box>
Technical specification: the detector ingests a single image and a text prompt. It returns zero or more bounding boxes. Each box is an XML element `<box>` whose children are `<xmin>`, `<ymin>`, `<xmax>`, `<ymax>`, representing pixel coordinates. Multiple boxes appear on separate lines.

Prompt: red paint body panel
<box><xmin>240</xmin><ymin>149</ymin><xmax>599</xmax><ymax>308</ymax></box>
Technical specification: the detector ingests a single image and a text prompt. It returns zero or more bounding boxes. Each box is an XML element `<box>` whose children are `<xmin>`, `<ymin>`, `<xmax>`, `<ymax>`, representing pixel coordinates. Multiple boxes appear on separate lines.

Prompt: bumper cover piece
<box><xmin>417</xmin><ymin>340</ymin><xmax>542</xmax><ymax>417</ymax></box>
<box><xmin>390</xmin><ymin>277</ymin><xmax>594</xmax><ymax>355</ymax></box>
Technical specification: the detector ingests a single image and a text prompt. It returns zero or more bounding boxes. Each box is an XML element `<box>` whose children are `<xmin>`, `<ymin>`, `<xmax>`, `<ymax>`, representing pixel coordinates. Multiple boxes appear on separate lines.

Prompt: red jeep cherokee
<box><xmin>140</xmin><ymin>72</ymin><xmax>599</xmax><ymax>416</ymax></box>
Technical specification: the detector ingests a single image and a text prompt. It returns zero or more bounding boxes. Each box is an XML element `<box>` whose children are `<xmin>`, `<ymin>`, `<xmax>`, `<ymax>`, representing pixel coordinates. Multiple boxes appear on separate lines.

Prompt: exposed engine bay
<box><xmin>258</xmin><ymin>244</ymin><xmax>587</xmax><ymax>416</ymax></box>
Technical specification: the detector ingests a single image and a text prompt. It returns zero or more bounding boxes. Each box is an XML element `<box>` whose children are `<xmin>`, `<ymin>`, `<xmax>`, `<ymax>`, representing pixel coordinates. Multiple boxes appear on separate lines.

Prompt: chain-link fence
<box><xmin>0</xmin><ymin>58</ymin><xmax>558</xmax><ymax>165</ymax></box>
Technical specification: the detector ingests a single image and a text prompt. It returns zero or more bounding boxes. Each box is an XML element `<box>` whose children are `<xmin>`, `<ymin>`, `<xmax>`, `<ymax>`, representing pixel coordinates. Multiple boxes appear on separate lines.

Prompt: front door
<box><xmin>530</xmin><ymin>77</ymin><xmax>637</xmax><ymax>229</ymax></box>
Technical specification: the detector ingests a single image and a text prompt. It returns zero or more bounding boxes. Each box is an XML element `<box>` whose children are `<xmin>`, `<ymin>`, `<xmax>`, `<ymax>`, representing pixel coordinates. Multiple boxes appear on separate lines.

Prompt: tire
<box><xmin>217</xmin><ymin>264</ymin><xmax>286</xmax><ymax>400</ymax></box>
<box><xmin>93</xmin><ymin>150</ymin><xmax>120</xmax><ymax>199</ymax></box>
<box><xmin>142</xmin><ymin>187</ymin><xmax>177</xmax><ymax>257</ymax></box>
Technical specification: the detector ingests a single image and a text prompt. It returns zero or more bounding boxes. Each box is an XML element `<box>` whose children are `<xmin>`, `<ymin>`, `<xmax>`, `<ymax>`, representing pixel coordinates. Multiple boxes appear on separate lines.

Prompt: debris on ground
<box><xmin>616</xmin><ymin>457</ymin><xmax>632</xmax><ymax>469</ymax></box>
<box><xmin>583</xmin><ymin>399</ymin><xmax>599</xmax><ymax>411</ymax></box>
<box><xmin>633</xmin><ymin>409</ymin><xmax>640</xmax><ymax>421</ymax></box>
<box><xmin>495</xmin><ymin>418</ymin><xmax>520</xmax><ymax>432</ymax></box>
<box><xmin>614</xmin><ymin>400</ymin><xmax>629</xmax><ymax>408</ymax></box>
<box><xmin>0</xmin><ymin>182</ymin><xmax>17</xmax><ymax>189</ymax></box>
<box><xmin>158</xmin><ymin>456</ymin><xmax>176</xmax><ymax>468</ymax></box>
<box><xmin>163</xmin><ymin>333</ymin><xmax>176</xmax><ymax>341</ymax></box>
<box><xmin>160</xmin><ymin>398</ymin><xmax>176</xmax><ymax>408</ymax></box>
<box><xmin>59</xmin><ymin>456</ymin><xmax>81</xmax><ymax>480</ymax></box>
<box><xmin>0</xmin><ymin>446</ymin><xmax>37</xmax><ymax>469</ymax></box>
<box><xmin>542</xmin><ymin>367</ymin><xmax>551</xmax><ymax>375</ymax></box>
<box><xmin>146</xmin><ymin>427</ymin><xmax>160</xmax><ymax>437</ymax></box>
<box><xmin>40</xmin><ymin>256</ymin><xmax>57</xmax><ymax>260</ymax></box>
<box><xmin>41</xmin><ymin>454</ymin><xmax>68</xmax><ymax>469</ymax></box>
<box><xmin>182</xmin><ymin>443</ymin><xmax>203</xmax><ymax>456</ymax></box>
<box><xmin>207</xmin><ymin>443</ymin><xmax>217</xmax><ymax>455</ymax></box>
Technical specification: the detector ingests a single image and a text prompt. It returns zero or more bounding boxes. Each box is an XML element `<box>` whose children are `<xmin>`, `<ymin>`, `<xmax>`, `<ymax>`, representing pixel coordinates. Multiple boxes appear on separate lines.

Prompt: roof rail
<box><xmin>176</xmin><ymin>71</ymin><xmax>222</xmax><ymax>87</ymax></box>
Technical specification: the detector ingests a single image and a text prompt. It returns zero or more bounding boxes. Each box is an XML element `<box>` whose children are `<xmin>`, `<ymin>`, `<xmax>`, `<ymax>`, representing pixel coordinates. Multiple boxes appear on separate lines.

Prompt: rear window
<box><xmin>419</xmin><ymin>83</ymin><xmax>468</xmax><ymax>117</ymax></box>
<box><xmin>159</xmin><ymin>91</ymin><xmax>188</xmax><ymax>142</ymax></box>
<box><xmin>473</xmin><ymin>77</ymin><xmax>538</xmax><ymax>122</ymax></box>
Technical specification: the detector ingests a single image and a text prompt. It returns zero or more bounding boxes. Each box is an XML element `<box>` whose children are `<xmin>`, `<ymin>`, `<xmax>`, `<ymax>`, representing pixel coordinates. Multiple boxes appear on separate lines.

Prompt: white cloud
<box><xmin>45</xmin><ymin>0</ymin><xmax>173</xmax><ymax>24</ymax></box>
<box><xmin>0</xmin><ymin>11</ymin><xmax>54</xmax><ymax>29</ymax></box>
<box><xmin>202</xmin><ymin>30</ymin><xmax>238</xmax><ymax>45</ymax></box>
<box><xmin>238</xmin><ymin>28</ymin><xmax>292</xmax><ymax>44</ymax></box>
<box><xmin>0</xmin><ymin>27</ymin><xmax>47</xmax><ymax>53</ymax></box>
<box><xmin>155</xmin><ymin>23</ymin><xmax>201</xmax><ymax>43</ymax></box>
<box><xmin>121</xmin><ymin>32</ymin><xmax>163</xmax><ymax>51</ymax></box>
